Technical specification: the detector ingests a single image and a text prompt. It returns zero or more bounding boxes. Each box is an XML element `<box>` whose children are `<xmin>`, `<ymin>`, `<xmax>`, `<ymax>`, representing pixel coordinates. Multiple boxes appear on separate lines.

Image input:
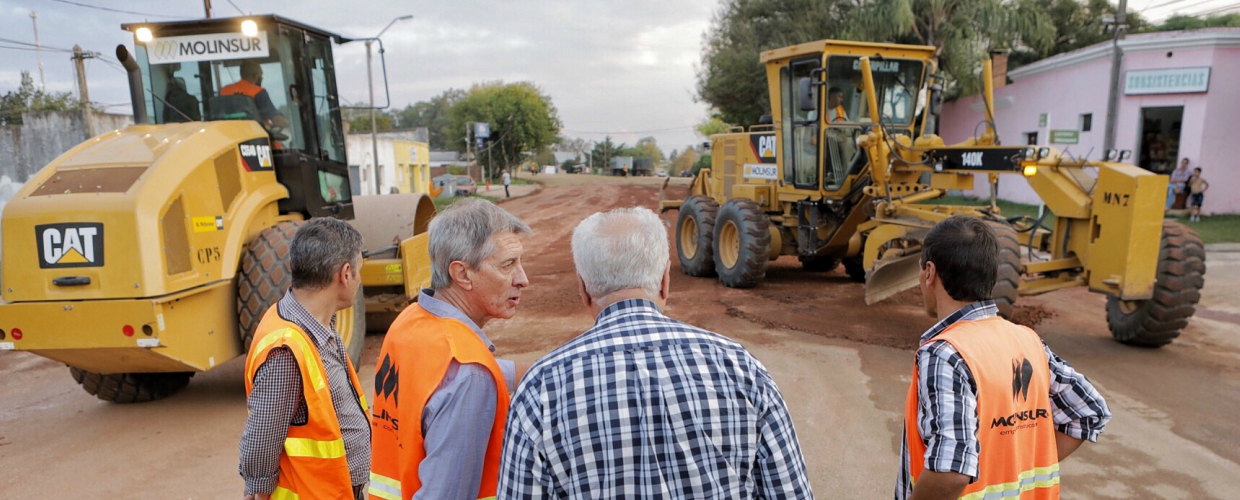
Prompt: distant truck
<box><xmin>633</xmin><ymin>158</ymin><xmax>654</xmax><ymax>176</ymax></box>
<box><xmin>610</xmin><ymin>156</ymin><xmax>633</xmax><ymax>176</ymax></box>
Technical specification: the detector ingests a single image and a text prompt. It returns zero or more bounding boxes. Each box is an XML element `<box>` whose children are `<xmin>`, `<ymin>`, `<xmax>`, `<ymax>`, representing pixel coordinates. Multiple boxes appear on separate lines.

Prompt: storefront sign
<box><xmin>1050</xmin><ymin>129</ymin><xmax>1079</xmax><ymax>144</ymax></box>
<box><xmin>1124</xmin><ymin>67</ymin><xmax>1210</xmax><ymax>95</ymax></box>
<box><xmin>146</xmin><ymin>31</ymin><xmax>269</xmax><ymax>64</ymax></box>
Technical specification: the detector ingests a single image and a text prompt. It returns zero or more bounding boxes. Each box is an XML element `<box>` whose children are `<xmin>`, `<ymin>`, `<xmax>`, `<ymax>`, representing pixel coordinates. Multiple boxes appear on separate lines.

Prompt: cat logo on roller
<box><xmin>36</xmin><ymin>223</ymin><xmax>104</xmax><ymax>269</ymax></box>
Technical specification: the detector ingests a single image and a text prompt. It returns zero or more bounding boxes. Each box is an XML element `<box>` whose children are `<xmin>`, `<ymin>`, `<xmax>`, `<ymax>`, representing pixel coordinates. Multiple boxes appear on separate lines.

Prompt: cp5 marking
<box><xmin>36</xmin><ymin>223</ymin><xmax>104</xmax><ymax>269</ymax></box>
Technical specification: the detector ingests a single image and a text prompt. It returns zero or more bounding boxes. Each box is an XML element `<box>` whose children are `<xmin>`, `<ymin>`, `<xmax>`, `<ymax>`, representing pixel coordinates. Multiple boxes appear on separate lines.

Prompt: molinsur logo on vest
<box><xmin>145</xmin><ymin>31</ymin><xmax>269</xmax><ymax>64</ymax></box>
<box><xmin>36</xmin><ymin>223</ymin><xmax>104</xmax><ymax>269</ymax></box>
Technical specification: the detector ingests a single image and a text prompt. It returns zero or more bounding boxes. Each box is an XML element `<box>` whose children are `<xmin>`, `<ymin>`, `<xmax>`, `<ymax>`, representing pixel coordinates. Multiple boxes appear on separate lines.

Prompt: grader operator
<box><xmin>663</xmin><ymin>40</ymin><xmax>1205</xmax><ymax>347</ymax></box>
<box><xmin>0</xmin><ymin>16</ymin><xmax>434</xmax><ymax>402</ymax></box>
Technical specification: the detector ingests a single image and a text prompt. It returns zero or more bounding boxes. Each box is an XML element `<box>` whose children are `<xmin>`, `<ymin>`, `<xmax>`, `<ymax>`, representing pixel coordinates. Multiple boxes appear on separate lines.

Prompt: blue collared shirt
<box><xmin>413</xmin><ymin>289</ymin><xmax>515</xmax><ymax>500</ymax></box>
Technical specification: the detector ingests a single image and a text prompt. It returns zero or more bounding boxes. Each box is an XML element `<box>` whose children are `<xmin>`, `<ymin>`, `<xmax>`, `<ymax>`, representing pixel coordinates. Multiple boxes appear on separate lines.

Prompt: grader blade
<box><xmin>864</xmin><ymin>253</ymin><xmax>922</xmax><ymax>305</ymax></box>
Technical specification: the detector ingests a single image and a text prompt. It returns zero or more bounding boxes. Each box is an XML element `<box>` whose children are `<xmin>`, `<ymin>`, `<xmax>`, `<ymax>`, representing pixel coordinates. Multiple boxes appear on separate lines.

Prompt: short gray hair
<box><xmin>291</xmin><ymin>218</ymin><xmax>364</xmax><ymax>290</ymax></box>
<box><xmin>571</xmin><ymin>207</ymin><xmax>668</xmax><ymax>298</ymax></box>
<box><xmin>429</xmin><ymin>198</ymin><xmax>532</xmax><ymax>290</ymax></box>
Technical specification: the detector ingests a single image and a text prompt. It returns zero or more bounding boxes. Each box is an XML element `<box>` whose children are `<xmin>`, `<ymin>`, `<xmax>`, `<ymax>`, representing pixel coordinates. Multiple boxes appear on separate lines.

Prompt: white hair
<box><xmin>571</xmin><ymin>207</ymin><xmax>669</xmax><ymax>299</ymax></box>
<box><xmin>428</xmin><ymin>198</ymin><xmax>531</xmax><ymax>290</ymax></box>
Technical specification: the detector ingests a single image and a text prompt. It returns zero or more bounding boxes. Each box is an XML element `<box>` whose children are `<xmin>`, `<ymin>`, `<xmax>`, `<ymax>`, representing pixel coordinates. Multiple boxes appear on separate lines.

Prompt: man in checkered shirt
<box><xmin>497</xmin><ymin>207</ymin><xmax>814</xmax><ymax>499</ymax></box>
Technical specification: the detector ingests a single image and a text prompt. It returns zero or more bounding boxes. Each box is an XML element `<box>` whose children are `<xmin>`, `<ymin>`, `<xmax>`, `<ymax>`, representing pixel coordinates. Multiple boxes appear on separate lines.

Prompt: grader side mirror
<box><xmin>1120</xmin><ymin>150</ymin><xmax>1132</xmax><ymax>161</ymax></box>
<box><xmin>929</xmin><ymin>80</ymin><xmax>944</xmax><ymax>116</ymax></box>
<box><xmin>798</xmin><ymin>77</ymin><xmax>816</xmax><ymax>112</ymax></box>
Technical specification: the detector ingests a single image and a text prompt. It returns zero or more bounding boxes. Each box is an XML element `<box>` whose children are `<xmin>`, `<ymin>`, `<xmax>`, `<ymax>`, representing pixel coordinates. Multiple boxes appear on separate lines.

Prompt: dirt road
<box><xmin>2</xmin><ymin>176</ymin><xmax>1237</xmax><ymax>498</ymax></box>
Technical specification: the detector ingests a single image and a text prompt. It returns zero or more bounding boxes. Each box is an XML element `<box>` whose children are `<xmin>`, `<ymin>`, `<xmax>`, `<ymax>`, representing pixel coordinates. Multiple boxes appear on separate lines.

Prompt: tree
<box><xmin>631</xmin><ymin>136</ymin><xmax>664</xmax><ymax>161</ymax></box>
<box><xmin>394</xmin><ymin>88</ymin><xmax>466</xmax><ymax>149</ymax></box>
<box><xmin>589</xmin><ymin>136</ymin><xmax>626</xmax><ymax>172</ymax></box>
<box><xmin>449</xmin><ymin>81</ymin><xmax>562</xmax><ymax>179</ymax></box>
<box><xmin>672</xmin><ymin>147</ymin><xmax>699</xmax><ymax>175</ymax></box>
<box><xmin>1</xmin><ymin>71</ymin><xmax>83</xmax><ymax>125</ymax></box>
<box><xmin>696</xmin><ymin>116</ymin><xmax>732</xmax><ymax>138</ymax></box>
<box><xmin>345</xmin><ymin>112</ymin><xmax>394</xmax><ymax>133</ymax></box>
<box><xmin>560</xmin><ymin>158</ymin><xmax>581</xmax><ymax>173</ymax></box>
<box><xmin>1153</xmin><ymin>13</ymin><xmax>1240</xmax><ymax>32</ymax></box>
<box><xmin>692</xmin><ymin>152</ymin><xmax>712</xmax><ymax>176</ymax></box>
<box><xmin>535</xmin><ymin>149</ymin><xmax>557</xmax><ymax>167</ymax></box>
<box><xmin>1011</xmin><ymin>0</ymin><xmax>1149</xmax><ymax>67</ymax></box>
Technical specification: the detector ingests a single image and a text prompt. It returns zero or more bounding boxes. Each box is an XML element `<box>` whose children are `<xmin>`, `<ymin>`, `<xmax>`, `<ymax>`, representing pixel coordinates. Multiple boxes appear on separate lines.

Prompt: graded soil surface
<box><xmin>2</xmin><ymin>175</ymin><xmax>1237</xmax><ymax>498</ymax></box>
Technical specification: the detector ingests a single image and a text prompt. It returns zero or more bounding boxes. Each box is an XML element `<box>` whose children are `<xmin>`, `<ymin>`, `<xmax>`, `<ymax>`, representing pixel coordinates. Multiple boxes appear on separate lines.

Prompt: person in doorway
<box><xmin>502</xmin><ymin>168</ymin><xmax>511</xmax><ymax>198</ymax></box>
<box><xmin>1168</xmin><ymin>158</ymin><xmax>1192</xmax><ymax>213</ymax></box>
<box><xmin>221</xmin><ymin>60</ymin><xmax>290</xmax><ymax>129</ymax></box>
<box><xmin>826</xmin><ymin>86</ymin><xmax>848</xmax><ymax>122</ymax></box>
<box><xmin>895</xmin><ymin>216</ymin><xmax>1111</xmax><ymax>500</ymax></box>
<box><xmin>1188</xmin><ymin>167</ymin><xmax>1210</xmax><ymax>222</ymax></box>
<box><xmin>498</xmin><ymin>207</ymin><xmax>814</xmax><ymax>499</ymax></box>
<box><xmin>240</xmin><ymin>218</ymin><xmax>370</xmax><ymax>500</ymax></box>
<box><xmin>162</xmin><ymin>73</ymin><xmax>201</xmax><ymax>123</ymax></box>
<box><xmin>369</xmin><ymin>198</ymin><xmax>531</xmax><ymax>500</ymax></box>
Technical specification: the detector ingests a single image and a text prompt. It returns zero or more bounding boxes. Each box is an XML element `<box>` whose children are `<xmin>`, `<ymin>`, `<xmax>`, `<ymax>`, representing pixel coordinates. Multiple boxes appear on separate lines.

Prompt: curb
<box><xmin>491</xmin><ymin>182</ymin><xmax>543</xmax><ymax>205</ymax></box>
<box><xmin>1205</xmin><ymin>243</ymin><xmax>1240</xmax><ymax>253</ymax></box>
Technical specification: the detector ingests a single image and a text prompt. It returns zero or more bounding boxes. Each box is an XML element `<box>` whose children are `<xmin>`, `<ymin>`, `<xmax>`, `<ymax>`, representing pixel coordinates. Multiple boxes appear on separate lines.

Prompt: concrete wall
<box><xmin>940</xmin><ymin>29</ymin><xmax>1240</xmax><ymax>213</ymax></box>
<box><xmin>0</xmin><ymin>110</ymin><xmax>133</xmax><ymax>184</ymax></box>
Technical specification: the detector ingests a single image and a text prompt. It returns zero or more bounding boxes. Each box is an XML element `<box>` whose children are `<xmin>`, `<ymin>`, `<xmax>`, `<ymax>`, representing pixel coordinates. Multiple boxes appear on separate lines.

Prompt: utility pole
<box><xmin>72</xmin><ymin>45</ymin><xmax>97</xmax><ymax>138</ymax></box>
<box><xmin>30</xmin><ymin>11</ymin><xmax>45</xmax><ymax>91</ymax></box>
<box><xmin>464</xmin><ymin>122</ymin><xmax>474</xmax><ymax>181</ymax></box>
<box><xmin>1103</xmin><ymin>0</ymin><xmax>1128</xmax><ymax>151</ymax></box>
<box><xmin>203</xmin><ymin>0</ymin><xmax>213</xmax><ymax>18</ymax></box>
<box><xmin>366</xmin><ymin>40</ymin><xmax>381</xmax><ymax>195</ymax></box>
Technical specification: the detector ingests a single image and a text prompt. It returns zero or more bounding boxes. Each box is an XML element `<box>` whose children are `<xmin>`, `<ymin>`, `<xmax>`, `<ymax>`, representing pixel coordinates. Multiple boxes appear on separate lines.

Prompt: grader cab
<box><xmin>0</xmin><ymin>15</ymin><xmax>434</xmax><ymax>402</ymax></box>
<box><xmin>662</xmin><ymin>40</ymin><xmax>1205</xmax><ymax>347</ymax></box>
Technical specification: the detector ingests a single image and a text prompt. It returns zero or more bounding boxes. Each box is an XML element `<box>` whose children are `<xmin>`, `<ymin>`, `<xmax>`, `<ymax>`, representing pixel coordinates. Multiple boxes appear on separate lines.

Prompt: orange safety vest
<box><xmin>829</xmin><ymin>105</ymin><xmax>847</xmax><ymax>122</ymax></box>
<box><xmin>244</xmin><ymin>305</ymin><xmax>369</xmax><ymax>500</ymax></box>
<box><xmin>221</xmin><ymin>79</ymin><xmax>284</xmax><ymax>149</ymax></box>
<box><xmin>368</xmin><ymin>304</ymin><xmax>509</xmax><ymax>500</ymax></box>
<box><xmin>904</xmin><ymin>317</ymin><xmax>1061</xmax><ymax>500</ymax></box>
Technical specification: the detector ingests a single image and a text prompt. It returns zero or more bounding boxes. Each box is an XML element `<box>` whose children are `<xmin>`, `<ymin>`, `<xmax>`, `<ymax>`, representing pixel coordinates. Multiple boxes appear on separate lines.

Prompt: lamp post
<box><xmin>366</xmin><ymin>14</ymin><xmax>413</xmax><ymax>195</ymax></box>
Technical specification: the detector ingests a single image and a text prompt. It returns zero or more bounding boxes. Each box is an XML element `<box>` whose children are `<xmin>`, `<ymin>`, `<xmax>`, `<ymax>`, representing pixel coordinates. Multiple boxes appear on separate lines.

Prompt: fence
<box><xmin>0</xmin><ymin>110</ymin><xmax>133</xmax><ymax>183</ymax></box>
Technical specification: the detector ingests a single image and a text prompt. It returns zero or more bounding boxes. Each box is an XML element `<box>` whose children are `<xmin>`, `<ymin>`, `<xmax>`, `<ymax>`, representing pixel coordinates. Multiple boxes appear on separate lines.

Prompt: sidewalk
<box><xmin>1205</xmin><ymin>243</ymin><xmax>1240</xmax><ymax>253</ymax></box>
<box><xmin>478</xmin><ymin>183</ymin><xmax>539</xmax><ymax>201</ymax></box>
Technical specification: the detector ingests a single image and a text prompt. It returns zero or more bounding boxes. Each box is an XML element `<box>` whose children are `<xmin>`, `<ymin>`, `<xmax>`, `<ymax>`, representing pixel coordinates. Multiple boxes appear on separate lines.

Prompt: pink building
<box><xmin>940</xmin><ymin>28</ymin><xmax>1240</xmax><ymax>214</ymax></box>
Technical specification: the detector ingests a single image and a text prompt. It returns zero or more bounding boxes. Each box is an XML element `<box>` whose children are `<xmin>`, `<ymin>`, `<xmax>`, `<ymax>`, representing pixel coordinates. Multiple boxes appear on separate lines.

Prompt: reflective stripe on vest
<box><xmin>270</xmin><ymin>486</ymin><xmax>300</xmax><ymax>500</ymax></box>
<box><xmin>250</xmin><ymin>328</ymin><xmax>327</xmax><ymax>391</ymax></box>
<box><xmin>957</xmin><ymin>464</ymin><xmax>1060</xmax><ymax>500</ymax></box>
<box><xmin>368</xmin><ymin>472</ymin><xmax>402</xmax><ymax>500</ymax></box>
<box><xmin>284</xmin><ymin>436</ymin><xmax>346</xmax><ymax>459</ymax></box>
<box><xmin>904</xmin><ymin>316</ymin><xmax>1060</xmax><ymax>499</ymax></box>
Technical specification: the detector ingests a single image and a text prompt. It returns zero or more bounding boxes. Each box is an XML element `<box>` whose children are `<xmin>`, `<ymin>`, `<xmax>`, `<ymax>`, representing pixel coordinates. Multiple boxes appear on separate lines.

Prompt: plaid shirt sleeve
<box><xmin>753</xmin><ymin>369</ymin><xmax>815</xmax><ymax>499</ymax></box>
<box><xmin>497</xmin><ymin>375</ymin><xmax>554</xmax><ymax>499</ymax></box>
<box><xmin>916</xmin><ymin>341</ymin><xmax>982</xmax><ymax>479</ymax></box>
<box><xmin>239</xmin><ymin>347</ymin><xmax>302</xmax><ymax>495</ymax></box>
<box><xmin>1044</xmin><ymin>345</ymin><xmax>1111</xmax><ymax>441</ymax></box>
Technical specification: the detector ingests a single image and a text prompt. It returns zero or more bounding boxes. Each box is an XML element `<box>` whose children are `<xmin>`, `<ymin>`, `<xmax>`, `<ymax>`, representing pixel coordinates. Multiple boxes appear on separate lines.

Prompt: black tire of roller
<box><xmin>70</xmin><ymin>368</ymin><xmax>193</xmax><ymax>404</ymax></box>
<box><xmin>344</xmin><ymin>284</ymin><xmax>367</xmax><ymax>369</ymax></box>
<box><xmin>676</xmin><ymin>196</ymin><xmax>719</xmax><ymax>277</ymax></box>
<box><xmin>237</xmin><ymin>221</ymin><xmax>305</xmax><ymax>352</ymax></box>
<box><xmin>1106</xmin><ymin>220</ymin><xmax>1206</xmax><ymax>347</ymax></box>
<box><xmin>800</xmin><ymin>255</ymin><xmax>841</xmax><ymax>272</ymax></box>
<box><xmin>713</xmin><ymin>198</ymin><xmax>771</xmax><ymax>288</ymax></box>
<box><xmin>987</xmin><ymin>221</ymin><xmax>1023</xmax><ymax>319</ymax></box>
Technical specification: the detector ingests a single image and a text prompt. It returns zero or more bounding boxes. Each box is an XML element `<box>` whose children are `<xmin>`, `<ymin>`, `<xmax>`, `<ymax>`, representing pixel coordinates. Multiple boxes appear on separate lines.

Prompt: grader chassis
<box><xmin>0</xmin><ymin>16</ymin><xmax>435</xmax><ymax>402</ymax></box>
<box><xmin>662</xmin><ymin>40</ymin><xmax>1205</xmax><ymax>347</ymax></box>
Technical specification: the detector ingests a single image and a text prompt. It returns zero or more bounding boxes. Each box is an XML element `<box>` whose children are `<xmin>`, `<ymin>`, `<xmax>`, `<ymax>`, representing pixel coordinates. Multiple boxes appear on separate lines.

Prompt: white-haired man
<box><xmin>370</xmin><ymin>198</ymin><xmax>531</xmax><ymax>500</ymax></box>
<box><xmin>497</xmin><ymin>207</ymin><xmax>814</xmax><ymax>499</ymax></box>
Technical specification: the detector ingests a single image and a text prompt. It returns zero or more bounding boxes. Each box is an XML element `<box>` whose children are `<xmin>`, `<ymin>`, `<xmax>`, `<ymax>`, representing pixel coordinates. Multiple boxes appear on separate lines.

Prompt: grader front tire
<box><xmin>800</xmin><ymin>256</ymin><xmax>840</xmax><ymax>273</ymax></box>
<box><xmin>70</xmin><ymin>368</ymin><xmax>193</xmax><ymax>404</ymax></box>
<box><xmin>713</xmin><ymin>199</ymin><xmax>771</xmax><ymax>288</ymax></box>
<box><xmin>987</xmin><ymin>221</ymin><xmax>1023</xmax><ymax>319</ymax></box>
<box><xmin>676</xmin><ymin>196</ymin><xmax>719</xmax><ymax>277</ymax></box>
<box><xmin>1106</xmin><ymin>221</ymin><xmax>1206</xmax><ymax>347</ymax></box>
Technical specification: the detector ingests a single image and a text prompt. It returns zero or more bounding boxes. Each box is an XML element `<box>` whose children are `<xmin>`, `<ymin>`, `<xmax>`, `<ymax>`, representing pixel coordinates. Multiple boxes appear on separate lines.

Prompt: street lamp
<box><xmin>366</xmin><ymin>14</ymin><xmax>413</xmax><ymax>195</ymax></box>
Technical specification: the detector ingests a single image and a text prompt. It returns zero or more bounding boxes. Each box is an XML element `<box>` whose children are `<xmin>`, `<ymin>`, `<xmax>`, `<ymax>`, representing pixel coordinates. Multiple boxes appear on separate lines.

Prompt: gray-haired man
<box><xmin>240</xmin><ymin>218</ymin><xmax>370</xmax><ymax>500</ymax></box>
<box><xmin>369</xmin><ymin>198</ymin><xmax>531</xmax><ymax>500</ymax></box>
<box><xmin>498</xmin><ymin>207</ymin><xmax>814</xmax><ymax>499</ymax></box>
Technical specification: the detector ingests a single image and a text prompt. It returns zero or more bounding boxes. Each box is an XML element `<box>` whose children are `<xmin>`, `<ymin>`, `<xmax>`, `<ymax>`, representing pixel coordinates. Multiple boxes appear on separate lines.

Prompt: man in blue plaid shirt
<box><xmin>497</xmin><ymin>207</ymin><xmax>814</xmax><ymax>499</ymax></box>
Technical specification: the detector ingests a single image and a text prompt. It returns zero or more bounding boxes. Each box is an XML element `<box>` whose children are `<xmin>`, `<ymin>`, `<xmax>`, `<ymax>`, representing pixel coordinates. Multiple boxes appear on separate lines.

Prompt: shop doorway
<box><xmin>1137</xmin><ymin>106</ymin><xmax>1183</xmax><ymax>174</ymax></box>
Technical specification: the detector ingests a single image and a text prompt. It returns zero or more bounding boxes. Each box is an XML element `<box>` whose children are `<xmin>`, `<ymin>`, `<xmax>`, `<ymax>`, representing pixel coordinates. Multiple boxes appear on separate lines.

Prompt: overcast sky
<box><xmin>1</xmin><ymin>0</ymin><xmax>1232</xmax><ymax>155</ymax></box>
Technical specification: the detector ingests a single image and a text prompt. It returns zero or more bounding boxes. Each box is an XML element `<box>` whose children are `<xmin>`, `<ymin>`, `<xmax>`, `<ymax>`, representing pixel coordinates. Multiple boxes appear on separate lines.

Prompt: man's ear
<box><xmin>448</xmin><ymin>261</ymin><xmax>473</xmax><ymax>290</ymax></box>
<box><xmin>923</xmin><ymin>261</ymin><xmax>937</xmax><ymax>290</ymax></box>
<box><xmin>659</xmin><ymin>262</ymin><xmax>671</xmax><ymax>300</ymax></box>
<box><xmin>577</xmin><ymin>274</ymin><xmax>593</xmax><ymax>309</ymax></box>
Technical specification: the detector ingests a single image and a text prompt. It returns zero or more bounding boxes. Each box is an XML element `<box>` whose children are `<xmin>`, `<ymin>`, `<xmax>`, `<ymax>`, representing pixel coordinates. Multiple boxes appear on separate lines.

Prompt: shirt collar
<box><xmin>920</xmin><ymin>300</ymin><xmax>998</xmax><ymax>343</ymax></box>
<box><xmin>594</xmin><ymin>298</ymin><xmax>663</xmax><ymax>324</ymax></box>
<box><xmin>278</xmin><ymin>290</ymin><xmax>337</xmax><ymax>348</ymax></box>
<box><xmin>418</xmin><ymin>288</ymin><xmax>496</xmax><ymax>352</ymax></box>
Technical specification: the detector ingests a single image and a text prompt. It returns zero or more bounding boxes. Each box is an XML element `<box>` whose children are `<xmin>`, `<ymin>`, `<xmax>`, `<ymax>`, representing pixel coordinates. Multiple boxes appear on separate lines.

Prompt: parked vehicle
<box><xmin>454</xmin><ymin>175</ymin><xmax>478</xmax><ymax>196</ymax></box>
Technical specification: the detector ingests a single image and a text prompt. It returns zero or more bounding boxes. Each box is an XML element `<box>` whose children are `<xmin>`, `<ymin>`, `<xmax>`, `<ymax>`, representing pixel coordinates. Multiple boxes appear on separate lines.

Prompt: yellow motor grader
<box><xmin>662</xmin><ymin>40</ymin><xmax>1205</xmax><ymax>347</ymax></box>
<box><xmin>0</xmin><ymin>15</ymin><xmax>435</xmax><ymax>402</ymax></box>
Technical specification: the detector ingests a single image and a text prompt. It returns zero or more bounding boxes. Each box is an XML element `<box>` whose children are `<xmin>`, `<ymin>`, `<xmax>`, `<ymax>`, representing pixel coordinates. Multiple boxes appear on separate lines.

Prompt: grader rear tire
<box><xmin>238</xmin><ymin>221</ymin><xmax>304</xmax><ymax>352</ymax></box>
<box><xmin>987</xmin><ymin>221</ymin><xmax>1023</xmax><ymax>319</ymax></box>
<box><xmin>1106</xmin><ymin>221</ymin><xmax>1205</xmax><ymax>347</ymax></box>
<box><xmin>676</xmin><ymin>196</ymin><xmax>719</xmax><ymax>277</ymax></box>
<box><xmin>843</xmin><ymin>256</ymin><xmax>867</xmax><ymax>283</ymax></box>
<box><xmin>713</xmin><ymin>198</ymin><xmax>771</xmax><ymax>288</ymax></box>
<box><xmin>70</xmin><ymin>368</ymin><xmax>193</xmax><ymax>403</ymax></box>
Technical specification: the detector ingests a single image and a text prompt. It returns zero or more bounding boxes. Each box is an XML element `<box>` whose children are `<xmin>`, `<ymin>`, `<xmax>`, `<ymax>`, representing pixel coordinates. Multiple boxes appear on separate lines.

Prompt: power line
<box><xmin>0</xmin><ymin>37</ymin><xmax>72</xmax><ymax>52</ymax></box>
<box><xmin>1150</xmin><ymin>0</ymin><xmax>1231</xmax><ymax>13</ymax></box>
<box><xmin>1141</xmin><ymin>0</ymin><xmax>1203</xmax><ymax>12</ymax></box>
<box><xmin>225</xmin><ymin>0</ymin><xmax>248</xmax><ymax>15</ymax></box>
<box><xmin>47</xmin><ymin>0</ymin><xmax>181</xmax><ymax>18</ymax></box>
<box><xmin>1192</xmin><ymin>2</ymin><xmax>1240</xmax><ymax>15</ymax></box>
